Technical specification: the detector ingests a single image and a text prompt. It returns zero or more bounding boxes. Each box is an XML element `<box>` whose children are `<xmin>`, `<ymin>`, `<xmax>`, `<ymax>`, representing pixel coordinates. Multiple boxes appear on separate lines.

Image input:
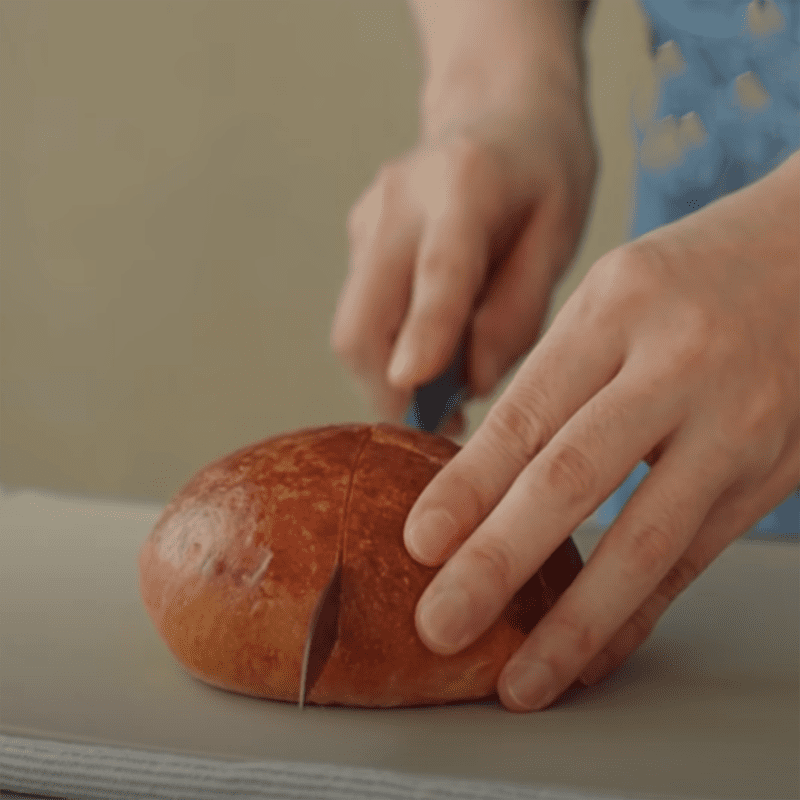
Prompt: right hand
<box><xmin>331</xmin><ymin>33</ymin><xmax>597</xmax><ymax>437</ymax></box>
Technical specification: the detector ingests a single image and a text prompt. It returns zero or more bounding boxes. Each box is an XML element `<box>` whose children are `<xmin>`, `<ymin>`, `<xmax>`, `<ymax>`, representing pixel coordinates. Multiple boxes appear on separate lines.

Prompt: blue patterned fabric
<box><xmin>596</xmin><ymin>0</ymin><xmax>799</xmax><ymax>537</ymax></box>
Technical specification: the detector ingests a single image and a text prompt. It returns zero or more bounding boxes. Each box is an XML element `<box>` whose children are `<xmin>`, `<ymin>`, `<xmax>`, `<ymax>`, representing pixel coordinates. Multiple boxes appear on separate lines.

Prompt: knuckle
<box><xmin>417</xmin><ymin>244</ymin><xmax>465</xmax><ymax>285</ymax></box>
<box><xmin>449</xmin><ymin>136</ymin><xmax>488</xmax><ymax>179</ymax></box>
<box><xmin>621</xmin><ymin>520</ymin><xmax>679</xmax><ymax>580</ymax></box>
<box><xmin>377</xmin><ymin>160</ymin><xmax>404</xmax><ymax>202</ymax></box>
<box><xmin>543</xmin><ymin>443</ymin><xmax>597</xmax><ymax>504</ymax></box>
<box><xmin>714</xmin><ymin>374</ymin><xmax>790</xmax><ymax>469</ymax></box>
<box><xmin>411</xmin><ymin>296</ymin><xmax>464</xmax><ymax>342</ymax></box>
<box><xmin>621</xmin><ymin>557</ymin><xmax>698</xmax><ymax>650</ymax></box>
<box><xmin>666</xmin><ymin>304</ymin><xmax>719</xmax><ymax>374</ymax></box>
<box><xmin>597</xmin><ymin>243</ymin><xmax>651</xmax><ymax>289</ymax></box>
<box><xmin>455</xmin><ymin>471</ymin><xmax>491</xmax><ymax>528</ymax></box>
<box><xmin>621</xmin><ymin>239</ymin><xmax>666</xmax><ymax>280</ymax></box>
<box><xmin>431</xmin><ymin>470</ymin><xmax>489</xmax><ymax>547</ymax></box>
<box><xmin>329</xmin><ymin>317</ymin><xmax>356</xmax><ymax>360</ymax></box>
<box><xmin>448</xmin><ymin>137</ymin><xmax>504</xmax><ymax>214</ymax></box>
<box><xmin>626</xmin><ymin>606</ymin><xmax>657</xmax><ymax>647</ymax></box>
<box><xmin>485</xmin><ymin>392</ymin><xmax>552</xmax><ymax>466</ymax></box>
<box><xmin>411</xmin><ymin>254</ymin><xmax>472</xmax><ymax>334</ymax></box>
<box><xmin>465</xmin><ymin>535</ymin><xmax>516</xmax><ymax>598</ymax></box>
<box><xmin>738</xmin><ymin>373</ymin><xmax>787</xmax><ymax>438</ymax></box>
<box><xmin>474</xmin><ymin>278</ymin><xmax>534</xmax><ymax>344</ymax></box>
<box><xmin>549</xmin><ymin>603</ymin><xmax>598</xmax><ymax>659</ymax></box>
<box><xmin>656</xmin><ymin>556</ymin><xmax>699</xmax><ymax>603</ymax></box>
<box><xmin>584</xmin><ymin>247</ymin><xmax>654</xmax><ymax>326</ymax></box>
<box><xmin>470</xmin><ymin>308</ymin><xmax>502</xmax><ymax>356</ymax></box>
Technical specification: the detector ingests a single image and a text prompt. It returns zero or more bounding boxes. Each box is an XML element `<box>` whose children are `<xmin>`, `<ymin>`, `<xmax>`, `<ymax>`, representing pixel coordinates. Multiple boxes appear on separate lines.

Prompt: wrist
<box><xmin>410</xmin><ymin>0</ymin><xmax>587</xmax><ymax>76</ymax></box>
<box><xmin>412</xmin><ymin>1</ymin><xmax>589</xmax><ymax>142</ymax></box>
<box><xmin>722</xmin><ymin>148</ymin><xmax>799</xmax><ymax>260</ymax></box>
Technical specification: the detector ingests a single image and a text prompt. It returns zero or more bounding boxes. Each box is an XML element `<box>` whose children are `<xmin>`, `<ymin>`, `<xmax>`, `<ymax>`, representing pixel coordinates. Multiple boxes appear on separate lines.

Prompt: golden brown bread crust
<box><xmin>138</xmin><ymin>423</ymin><xmax>583</xmax><ymax>708</ymax></box>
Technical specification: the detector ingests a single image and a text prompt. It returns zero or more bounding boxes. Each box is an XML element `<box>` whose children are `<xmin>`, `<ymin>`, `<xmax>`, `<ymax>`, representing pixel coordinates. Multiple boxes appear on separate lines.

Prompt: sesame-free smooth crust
<box><xmin>138</xmin><ymin>423</ymin><xmax>583</xmax><ymax>708</ymax></box>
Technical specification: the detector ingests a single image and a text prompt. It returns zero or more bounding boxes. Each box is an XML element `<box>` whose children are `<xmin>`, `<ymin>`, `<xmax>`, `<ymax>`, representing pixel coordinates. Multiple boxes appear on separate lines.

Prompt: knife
<box><xmin>298</xmin><ymin>555</ymin><xmax>343</xmax><ymax>709</ymax></box>
<box><xmin>403</xmin><ymin>337</ymin><xmax>470</xmax><ymax>434</ymax></box>
<box><xmin>298</xmin><ymin>339</ymin><xmax>469</xmax><ymax>708</ymax></box>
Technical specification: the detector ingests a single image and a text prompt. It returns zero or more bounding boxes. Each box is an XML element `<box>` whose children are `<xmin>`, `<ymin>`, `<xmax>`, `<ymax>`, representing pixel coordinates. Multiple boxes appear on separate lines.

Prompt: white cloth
<box><xmin>1</xmin><ymin>732</ymin><xmax>669</xmax><ymax>800</ymax></box>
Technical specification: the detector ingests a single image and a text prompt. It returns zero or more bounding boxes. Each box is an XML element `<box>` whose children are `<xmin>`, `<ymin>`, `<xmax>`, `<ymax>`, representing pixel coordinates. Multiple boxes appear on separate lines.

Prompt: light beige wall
<box><xmin>1</xmin><ymin>0</ymin><xmax>654</xmax><ymax>502</ymax></box>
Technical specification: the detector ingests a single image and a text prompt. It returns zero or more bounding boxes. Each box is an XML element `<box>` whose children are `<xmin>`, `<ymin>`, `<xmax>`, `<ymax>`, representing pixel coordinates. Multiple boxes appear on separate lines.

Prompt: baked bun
<box><xmin>139</xmin><ymin>423</ymin><xmax>583</xmax><ymax>708</ymax></box>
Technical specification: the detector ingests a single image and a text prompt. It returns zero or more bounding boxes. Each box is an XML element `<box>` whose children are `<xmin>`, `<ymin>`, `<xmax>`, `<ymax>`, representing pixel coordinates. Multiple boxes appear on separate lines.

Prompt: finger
<box><xmin>575</xmin><ymin>553</ymin><xmax>699</xmax><ymax>687</ymax></box>
<box><xmin>579</xmin><ymin>433</ymin><xmax>800</xmax><ymax>686</ymax></box>
<box><xmin>411</xmin><ymin>366</ymin><xmax>683</xmax><ymax>656</ymax></box>
<box><xmin>387</xmin><ymin>205</ymin><xmax>491</xmax><ymax>392</ymax></box>
<box><xmin>403</xmin><ymin>269</ymin><xmax>627</xmax><ymax>567</ymax></box>
<box><xmin>496</xmin><ymin>424</ymin><xmax>734</xmax><ymax>712</ymax></box>
<box><xmin>331</xmin><ymin>183</ymin><xmax>421</xmax><ymax>422</ymax></box>
<box><xmin>438</xmin><ymin>408</ymin><xmax>468</xmax><ymax>440</ymax></box>
<box><xmin>470</xmin><ymin>196</ymin><xmax>565</xmax><ymax>397</ymax></box>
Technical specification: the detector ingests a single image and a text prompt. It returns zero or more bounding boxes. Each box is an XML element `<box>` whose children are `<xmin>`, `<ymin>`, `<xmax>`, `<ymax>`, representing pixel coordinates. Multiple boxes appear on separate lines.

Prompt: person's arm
<box><xmin>409</xmin><ymin>0</ymin><xmax>591</xmax><ymax>76</ymax></box>
<box><xmin>408</xmin><ymin>0</ymin><xmax>592</xmax><ymax>143</ymax></box>
<box><xmin>332</xmin><ymin>0</ymin><xmax>597</xmax><ymax>431</ymax></box>
<box><xmin>404</xmin><ymin>148</ymin><xmax>800</xmax><ymax>711</ymax></box>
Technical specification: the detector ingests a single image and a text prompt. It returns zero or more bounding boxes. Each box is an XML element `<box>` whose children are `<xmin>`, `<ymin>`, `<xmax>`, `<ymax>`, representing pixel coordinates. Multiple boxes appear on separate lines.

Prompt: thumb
<box><xmin>387</xmin><ymin>207</ymin><xmax>491</xmax><ymax>391</ymax></box>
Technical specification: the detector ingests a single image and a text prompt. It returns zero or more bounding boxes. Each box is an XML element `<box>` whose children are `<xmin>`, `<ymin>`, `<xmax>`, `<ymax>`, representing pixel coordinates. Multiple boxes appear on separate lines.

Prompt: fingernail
<box><xmin>406</xmin><ymin>508</ymin><xmax>455</xmax><ymax>563</ymax></box>
<box><xmin>418</xmin><ymin>586</ymin><xmax>472</xmax><ymax>652</ymax></box>
<box><xmin>388</xmin><ymin>341</ymin><xmax>414</xmax><ymax>385</ymax></box>
<box><xmin>504</xmin><ymin>660</ymin><xmax>554</xmax><ymax>710</ymax></box>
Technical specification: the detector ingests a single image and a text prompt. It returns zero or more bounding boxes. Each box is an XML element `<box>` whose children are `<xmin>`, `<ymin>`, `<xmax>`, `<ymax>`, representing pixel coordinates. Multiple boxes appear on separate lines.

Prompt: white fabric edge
<box><xmin>0</xmin><ymin>734</ymin><xmax>698</xmax><ymax>800</ymax></box>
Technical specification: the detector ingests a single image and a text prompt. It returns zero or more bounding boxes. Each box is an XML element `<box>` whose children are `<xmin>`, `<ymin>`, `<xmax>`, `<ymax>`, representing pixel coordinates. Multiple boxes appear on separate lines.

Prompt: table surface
<box><xmin>1</xmin><ymin>485</ymin><xmax>798</xmax><ymax>800</ymax></box>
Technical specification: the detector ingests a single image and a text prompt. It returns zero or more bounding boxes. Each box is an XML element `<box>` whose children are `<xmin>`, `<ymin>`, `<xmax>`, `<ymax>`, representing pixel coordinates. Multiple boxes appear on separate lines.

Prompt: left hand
<box><xmin>403</xmin><ymin>150</ymin><xmax>800</xmax><ymax>712</ymax></box>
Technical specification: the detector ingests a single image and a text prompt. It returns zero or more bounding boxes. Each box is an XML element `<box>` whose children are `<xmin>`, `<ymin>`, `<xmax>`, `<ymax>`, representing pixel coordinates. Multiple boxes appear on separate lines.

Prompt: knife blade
<box><xmin>298</xmin><ymin>556</ymin><xmax>343</xmax><ymax>709</ymax></box>
<box><xmin>403</xmin><ymin>337</ymin><xmax>469</xmax><ymax>434</ymax></box>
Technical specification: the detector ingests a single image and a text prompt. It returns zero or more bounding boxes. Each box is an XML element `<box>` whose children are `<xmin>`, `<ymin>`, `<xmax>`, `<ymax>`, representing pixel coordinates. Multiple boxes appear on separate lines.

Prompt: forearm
<box><xmin>409</xmin><ymin>0</ymin><xmax>589</xmax><ymax>81</ymax></box>
<box><xmin>707</xmin><ymin>148</ymin><xmax>799</xmax><ymax>265</ymax></box>
<box><xmin>408</xmin><ymin>0</ymin><xmax>592</xmax><ymax>139</ymax></box>
<box><xmin>747</xmin><ymin>148</ymin><xmax>799</xmax><ymax>271</ymax></box>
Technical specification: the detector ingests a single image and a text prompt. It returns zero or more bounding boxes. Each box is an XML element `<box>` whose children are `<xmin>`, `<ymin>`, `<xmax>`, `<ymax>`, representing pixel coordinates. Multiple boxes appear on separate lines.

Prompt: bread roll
<box><xmin>139</xmin><ymin>423</ymin><xmax>583</xmax><ymax>708</ymax></box>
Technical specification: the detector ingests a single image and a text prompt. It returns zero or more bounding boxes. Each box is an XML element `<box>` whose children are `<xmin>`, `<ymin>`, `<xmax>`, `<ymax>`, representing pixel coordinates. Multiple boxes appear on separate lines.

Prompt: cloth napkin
<box><xmin>1</xmin><ymin>733</ymin><xmax>678</xmax><ymax>800</ymax></box>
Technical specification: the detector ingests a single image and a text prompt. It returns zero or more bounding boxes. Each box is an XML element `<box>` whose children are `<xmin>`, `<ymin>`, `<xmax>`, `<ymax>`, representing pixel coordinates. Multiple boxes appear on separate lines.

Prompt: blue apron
<box><xmin>596</xmin><ymin>0</ymin><xmax>800</xmax><ymax>539</ymax></box>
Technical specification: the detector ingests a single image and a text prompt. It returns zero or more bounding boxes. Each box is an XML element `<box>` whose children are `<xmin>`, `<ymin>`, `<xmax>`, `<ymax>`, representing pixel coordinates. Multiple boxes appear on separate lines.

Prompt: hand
<box><xmin>403</xmin><ymin>150</ymin><xmax>800</xmax><ymax>711</ymax></box>
<box><xmin>331</xmin><ymin>8</ymin><xmax>596</xmax><ymax>436</ymax></box>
